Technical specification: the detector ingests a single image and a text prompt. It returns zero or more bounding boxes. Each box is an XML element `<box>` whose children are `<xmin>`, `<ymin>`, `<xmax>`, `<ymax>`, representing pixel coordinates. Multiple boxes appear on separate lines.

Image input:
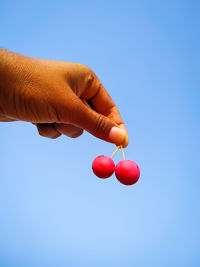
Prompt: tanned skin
<box><xmin>0</xmin><ymin>49</ymin><xmax>128</xmax><ymax>147</ymax></box>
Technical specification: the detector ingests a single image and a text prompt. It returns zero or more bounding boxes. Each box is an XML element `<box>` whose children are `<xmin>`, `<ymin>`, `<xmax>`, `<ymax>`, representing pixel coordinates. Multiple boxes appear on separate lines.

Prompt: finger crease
<box><xmin>88</xmin><ymin>83</ymin><xmax>101</xmax><ymax>102</ymax></box>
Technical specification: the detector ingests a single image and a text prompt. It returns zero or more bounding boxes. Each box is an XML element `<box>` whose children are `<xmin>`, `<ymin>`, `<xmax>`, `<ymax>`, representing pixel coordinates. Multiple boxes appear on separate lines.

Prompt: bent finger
<box><xmin>73</xmin><ymin>102</ymin><xmax>128</xmax><ymax>147</ymax></box>
<box><xmin>81</xmin><ymin>75</ymin><xmax>128</xmax><ymax>147</ymax></box>
<box><xmin>37</xmin><ymin>123</ymin><xmax>61</xmax><ymax>139</ymax></box>
<box><xmin>55</xmin><ymin>123</ymin><xmax>83</xmax><ymax>138</ymax></box>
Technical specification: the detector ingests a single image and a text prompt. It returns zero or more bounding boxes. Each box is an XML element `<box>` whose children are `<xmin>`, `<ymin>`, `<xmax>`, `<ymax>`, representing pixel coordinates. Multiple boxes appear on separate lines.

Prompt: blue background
<box><xmin>1</xmin><ymin>0</ymin><xmax>200</xmax><ymax>266</ymax></box>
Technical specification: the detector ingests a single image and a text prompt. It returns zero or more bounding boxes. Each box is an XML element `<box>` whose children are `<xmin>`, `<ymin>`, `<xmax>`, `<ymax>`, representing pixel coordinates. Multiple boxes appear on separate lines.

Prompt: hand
<box><xmin>0</xmin><ymin>49</ymin><xmax>128</xmax><ymax>147</ymax></box>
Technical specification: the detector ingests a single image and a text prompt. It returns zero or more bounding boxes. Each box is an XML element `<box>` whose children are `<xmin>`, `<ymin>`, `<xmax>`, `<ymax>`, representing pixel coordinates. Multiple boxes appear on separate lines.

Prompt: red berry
<box><xmin>92</xmin><ymin>155</ymin><xmax>115</xmax><ymax>178</ymax></box>
<box><xmin>115</xmin><ymin>160</ymin><xmax>140</xmax><ymax>185</ymax></box>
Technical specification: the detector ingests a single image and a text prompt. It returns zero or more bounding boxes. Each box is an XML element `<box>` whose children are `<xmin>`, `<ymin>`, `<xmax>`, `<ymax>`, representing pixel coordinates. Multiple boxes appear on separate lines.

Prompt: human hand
<box><xmin>0</xmin><ymin>49</ymin><xmax>128</xmax><ymax>147</ymax></box>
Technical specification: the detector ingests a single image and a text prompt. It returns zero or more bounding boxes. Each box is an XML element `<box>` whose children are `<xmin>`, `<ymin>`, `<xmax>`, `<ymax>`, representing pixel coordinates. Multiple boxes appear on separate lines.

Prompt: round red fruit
<box><xmin>92</xmin><ymin>155</ymin><xmax>115</xmax><ymax>178</ymax></box>
<box><xmin>115</xmin><ymin>160</ymin><xmax>140</xmax><ymax>185</ymax></box>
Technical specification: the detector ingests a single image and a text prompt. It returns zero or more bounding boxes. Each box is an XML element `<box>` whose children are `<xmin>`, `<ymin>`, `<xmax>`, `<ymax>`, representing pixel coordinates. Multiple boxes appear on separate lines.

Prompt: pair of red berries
<box><xmin>92</xmin><ymin>146</ymin><xmax>140</xmax><ymax>186</ymax></box>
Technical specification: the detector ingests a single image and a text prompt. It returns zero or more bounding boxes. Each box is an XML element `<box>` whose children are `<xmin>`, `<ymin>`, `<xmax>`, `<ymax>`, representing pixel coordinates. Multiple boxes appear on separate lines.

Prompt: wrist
<box><xmin>0</xmin><ymin>49</ymin><xmax>21</xmax><ymax>120</ymax></box>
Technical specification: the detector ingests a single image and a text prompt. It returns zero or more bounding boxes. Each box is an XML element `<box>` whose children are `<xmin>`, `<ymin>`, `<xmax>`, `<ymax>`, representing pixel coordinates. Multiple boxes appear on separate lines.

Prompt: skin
<box><xmin>0</xmin><ymin>49</ymin><xmax>129</xmax><ymax>147</ymax></box>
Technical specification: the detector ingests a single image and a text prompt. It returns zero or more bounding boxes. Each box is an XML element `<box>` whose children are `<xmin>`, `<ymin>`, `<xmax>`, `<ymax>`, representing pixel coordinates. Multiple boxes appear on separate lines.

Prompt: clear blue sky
<box><xmin>1</xmin><ymin>1</ymin><xmax>200</xmax><ymax>266</ymax></box>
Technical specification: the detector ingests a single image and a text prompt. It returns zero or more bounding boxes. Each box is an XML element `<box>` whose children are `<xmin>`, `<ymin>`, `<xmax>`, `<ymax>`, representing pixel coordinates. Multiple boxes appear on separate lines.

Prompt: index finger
<box><xmin>81</xmin><ymin>73</ymin><xmax>129</xmax><ymax>147</ymax></box>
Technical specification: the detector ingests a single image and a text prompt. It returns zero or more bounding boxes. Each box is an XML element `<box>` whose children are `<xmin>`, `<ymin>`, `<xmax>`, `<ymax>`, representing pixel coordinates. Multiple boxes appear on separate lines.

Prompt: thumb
<box><xmin>74</xmin><ymin>103</ymin><xmax>128</xmax><ymax>147</ymax></box>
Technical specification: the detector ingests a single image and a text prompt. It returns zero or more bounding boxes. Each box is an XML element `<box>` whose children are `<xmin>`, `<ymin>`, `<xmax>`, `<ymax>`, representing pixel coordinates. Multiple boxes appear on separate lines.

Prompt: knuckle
<box><xmin>80</xmin><ymin>63</ymin><xmax>92</xmax><ymax>73</ymax></box>
<box><xmin>80</xmin><ymin>64</ymin><xmax>97</xmax><ymax>88</ymax></box>
<box><xmin>77</xmin><ymin>63</ymin><xmax>93</xmax><ymax>77</ymax></box>
<box><xmin>37</xmin><ymin>124</ymin><xmax>61</xmax><ymax>139</ymax></box>
<box><xmin>85</xmin><ymin>71</ymin><xmax>95</xmax><ymax>91</ymax></box>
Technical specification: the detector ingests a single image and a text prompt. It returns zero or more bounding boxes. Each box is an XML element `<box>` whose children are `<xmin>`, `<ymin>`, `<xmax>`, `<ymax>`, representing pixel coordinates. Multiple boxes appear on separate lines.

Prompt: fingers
<box><xmin>37</xmin><ymin>123</ymin><xmax>61</xmax><ymax>139</ymax></box>
<box><xmin>36</xmin><ymin>123</ymin><xmax>83</xmax><ymax>139</ymax></box>
<box><xmin>73</xmin><ymin>102</ymin><xmax>128</xmax><ymax>147</ymax></box>
<box><xmin>80</xmin><ymin>72</ymin><xmax>129</xmax><ymax>147</ymax></box>
<box><xmin>55</xmin><ymin>123</ymin><xmax>83</xmax><ymax>138</ymax></box>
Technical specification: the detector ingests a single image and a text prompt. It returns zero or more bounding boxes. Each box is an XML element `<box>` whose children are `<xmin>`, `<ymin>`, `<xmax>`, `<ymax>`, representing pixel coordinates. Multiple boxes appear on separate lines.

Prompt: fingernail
<box><xmin>109</xmin><ymin>126</ymin><xmax>126</xmax><ymax>146</ymax></box>
<box><xmin>123</xmin><ymin>134</ymin><xmax>129</xmax><ymax>148</ymax></box>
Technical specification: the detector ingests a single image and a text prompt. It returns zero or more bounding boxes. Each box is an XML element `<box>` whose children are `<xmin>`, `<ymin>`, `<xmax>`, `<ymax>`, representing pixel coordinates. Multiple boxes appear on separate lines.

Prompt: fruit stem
<box><xmin>111</xmin><ymin>146</ymin><xmax>120</xmax><ymax>158</ymax></box>
<box><xmin>120</xmin><ymin>145</ymin><xmax>125</xmax><ymax>160</ymax></box>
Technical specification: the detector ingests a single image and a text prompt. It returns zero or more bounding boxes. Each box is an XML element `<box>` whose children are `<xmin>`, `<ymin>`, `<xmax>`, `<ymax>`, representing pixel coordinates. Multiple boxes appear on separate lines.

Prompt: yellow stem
<box><xmin>120</xmin><ymin>145</ymin><xmax>125</xmax><ymax>160</ymax></box>
<box><xmin>111</xmin><ymin>146</ymin><xmax>120</xmax><ymax>158</ymax></box>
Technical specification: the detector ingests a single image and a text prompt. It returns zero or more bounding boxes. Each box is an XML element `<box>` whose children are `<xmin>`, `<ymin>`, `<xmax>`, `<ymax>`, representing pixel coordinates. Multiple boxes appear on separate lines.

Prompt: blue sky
<box><xmin>1</xmin><ymin>0</ymin><xmax>200</xmax><ymax>266</ymax></box>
